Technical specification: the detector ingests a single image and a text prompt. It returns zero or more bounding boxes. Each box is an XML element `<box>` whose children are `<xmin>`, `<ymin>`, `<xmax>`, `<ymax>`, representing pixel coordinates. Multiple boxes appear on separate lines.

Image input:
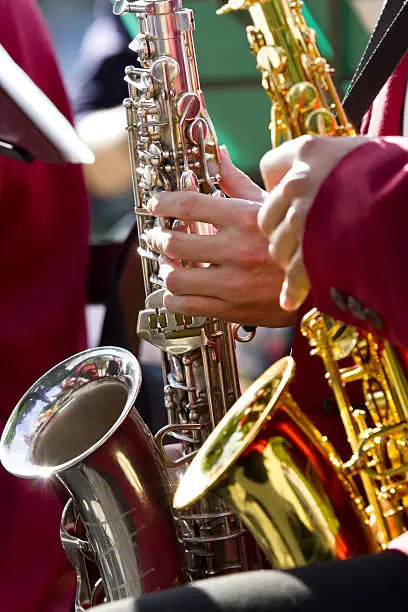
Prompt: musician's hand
<box><xmin>145</xmin><ymin>147</ymin><xmax>297</xmax><ymax>328</ymax></box>
<box><xmin>258</xmin><ymin>135</ymin><xmax>369</xmax><ymax>311</ymax></box>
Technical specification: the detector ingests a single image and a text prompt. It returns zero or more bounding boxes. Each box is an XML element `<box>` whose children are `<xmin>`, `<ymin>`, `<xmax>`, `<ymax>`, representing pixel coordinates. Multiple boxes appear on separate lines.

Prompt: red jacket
<box><xmin>0</xmin><ymin>1</ymin><xmax>89</xmax><ymax>610</ymax></box>
<box><xmin>290</xmin><ymin>53</ymin><xmax>408</xmax><ymax>458</ymax></box>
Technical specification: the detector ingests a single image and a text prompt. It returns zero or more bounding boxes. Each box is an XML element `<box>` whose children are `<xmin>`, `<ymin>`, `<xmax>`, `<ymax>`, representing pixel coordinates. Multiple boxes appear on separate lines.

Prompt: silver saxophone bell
<box><xmin>0</xmin><ymin>347</ymin><xmax>185</xmax><ymax>610</ymax></box>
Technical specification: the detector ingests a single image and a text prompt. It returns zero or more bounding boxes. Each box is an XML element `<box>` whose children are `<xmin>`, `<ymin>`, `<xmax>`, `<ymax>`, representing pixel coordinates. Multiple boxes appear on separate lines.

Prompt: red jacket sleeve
<box><xmin>0</xmin><ymin>4</ymin><xmax>89</xmax><ymax>611</ymax></box>
<box><xmin>303</xmin><ymin>137</ymin><xmax>408</xmax><ymax>349</ymax></box>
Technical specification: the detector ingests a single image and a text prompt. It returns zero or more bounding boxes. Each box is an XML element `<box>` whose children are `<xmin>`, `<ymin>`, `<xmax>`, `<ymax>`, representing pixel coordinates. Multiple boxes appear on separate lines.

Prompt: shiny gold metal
<box><xmin>175</xmin><ymin>319</ymin><xmax>408</xmax><ymax>561</ymax></box>
<box><xmin>301</xmin><ymin>310</ymin><xmax>408</xmax><ymax>545</ymax></box>
<box><xmin>233</xmin><ymin>323</ymin><xmax>257</xmax><ymax>343</ymax></box>
<box><xmin>174</xmin><ymin>0</ymin><xmax>408</xmax><ymax>568</ymax></box>
<box><xmin>217</xmin><ymin>0</ymin><xmax>355</xmax><ymax>146</ymax></box>
<box><xmin>174</xmin><ymin>356</ymin><xmax>378</xmax><ymax>567</ymax></box>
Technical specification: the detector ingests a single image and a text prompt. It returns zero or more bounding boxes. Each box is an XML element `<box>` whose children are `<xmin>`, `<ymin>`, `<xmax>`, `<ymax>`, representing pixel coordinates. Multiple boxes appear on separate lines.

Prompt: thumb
<box><xmin>260</xmin><ymin>140</ymin><xmax>299</xmax><ymax>191</ymax></box>
<box><xmin>218</xmin><ymin>145</ymin><xmax>265</xmax><ymax>202</ymax></box>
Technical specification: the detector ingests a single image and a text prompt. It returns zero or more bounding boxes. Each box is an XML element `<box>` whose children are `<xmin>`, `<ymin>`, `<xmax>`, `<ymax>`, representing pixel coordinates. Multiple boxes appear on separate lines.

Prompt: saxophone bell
<box><xmin>174</xmin><ymin>356</ymin><xmax>378</xmax><ymax>568</ymax></box>
<box><xmin>0</xmin><ymin>347</ymin><xmax>185</xmax><ymax>609</ymax></box>
<box><xmin>192</xmin><ymin>0</ymin><xmax>408</xmax><ymax>561</ymax></box>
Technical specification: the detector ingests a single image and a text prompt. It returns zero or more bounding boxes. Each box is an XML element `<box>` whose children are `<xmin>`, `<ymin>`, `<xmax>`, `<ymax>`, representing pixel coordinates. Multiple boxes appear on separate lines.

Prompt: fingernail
<box><xmin>147</xmin><ymin>195</ymin><xmax>159</xmax><ymax>213</ymax></box>
<box><xmin>163</xmin><ymin>290</ymin><xmax>173</xmax><ymax>310</ymax></box>
<box><xmin>219</xmin><ymin>144</ymin><xmax>232</xmax><ymax>162</ymax></box>
<box><xmin>280</xmin><ymin>293</ymin><xmax>291</xmax><ymax>310</ymax></box>
<box><xmin>280</xmin><ymin>292</ymin><xmax>301</xmax><ymax>312</ymax></box>
<box><xmin>268</xmin><ymin>241</ymin><xmax>278</xmax><ymax>261</ymax></box>
<box><xmin>280</xmin><ymin>288</ymin><xmax>295</xmax><ymax>311</ymax></box>
<box><xmin>144</xmin><ymin>228</ymin><xmax>152</xmax><ymax>244</ymax></box>
<box><xmin>257</xmin><ymin>209</ymin><xmax>266</xmax><ymax>234</ymax></box>
<box><xmin>158</xmin><ymin>265</ymin><xmax>168</xmax><ymax>282</ymax></box>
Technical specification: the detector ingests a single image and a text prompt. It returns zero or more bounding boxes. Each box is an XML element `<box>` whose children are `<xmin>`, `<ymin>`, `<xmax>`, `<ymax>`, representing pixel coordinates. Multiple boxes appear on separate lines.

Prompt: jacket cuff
<box><xmin>302</xmin><ymin>138</ymin><xmax>408</xmax><ymax>346</ymax></box>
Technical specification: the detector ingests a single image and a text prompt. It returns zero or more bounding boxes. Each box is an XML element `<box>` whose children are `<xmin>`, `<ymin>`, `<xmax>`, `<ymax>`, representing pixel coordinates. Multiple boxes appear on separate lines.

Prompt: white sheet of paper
<box><xmin>0</xmin><ymin>44</ymin><xmax>95</xmax><ymax>165</ymax></box>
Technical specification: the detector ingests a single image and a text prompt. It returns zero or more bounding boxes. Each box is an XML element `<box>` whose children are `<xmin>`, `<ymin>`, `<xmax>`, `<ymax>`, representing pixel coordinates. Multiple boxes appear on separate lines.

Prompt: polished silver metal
<box><xmin>119</xmin><ymin>0</ymin><xmax>260</xmax><ymax>579</ymax></box>
<box><xmin>0</xmin><ymin>347</ymin><xmax>185</xmax><ymax>609</ymax></box>
<box><xmin>113</xmin><ymin>1</ymin><xmax>150</xmax><ymax>16</ymax></box>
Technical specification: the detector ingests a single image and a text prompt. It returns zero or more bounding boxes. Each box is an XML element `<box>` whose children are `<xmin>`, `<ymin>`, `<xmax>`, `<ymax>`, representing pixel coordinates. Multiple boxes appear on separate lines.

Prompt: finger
<box><xmin>163</xmin><ymin>265</ymin><xmax>231</xmax><ymax>299</ymax></box>
<box><xmin>159</xmin><ymin>253</ymin><xmax>183</xmax><ymax>267</ymax></box>
<box><xmin>169</xmin><ymin>221</ymin><xmax>194</xmax><ymax>266</ymax></box>
<box><xmin>267</xmin><ymin>198</ymin><xmax>308</xmax><ymax>269</ymax></box>
<box><xmin>258</xmin><ymin>163</ymin><xmax>311</xmax><ymax>237</ymax></box>
<box><xmin>146</xmin><ymin>227</ymin><xmax>225</xmax><ymax>264</ymax></box>
<box><xmin>147</xmin><ymin>189</ymin><xmax>256</xmax><ymax>228</ymax></box>
<box><xmin>260</xmin><ymin>139</ymin><xmax>302</xmax><ymax>190</ymax></box>
<box><xmin>163</xmin><ymin>291</ymin><xmax>227</xmax><ymax>319</ymax></box>
<box><xmin>257</xmin><ymin>184</ymin><xmax>290</xmax><ymax>238</ymax></box>
<box><xmin>158</xmin><ymin>254</ymin><xmax>182</xmax><ymax>282</ymax></box>
<box><xmin>218</xmin><ymin>145</ymin><xmax>265</xmax><ymax>202</ymax></box>
<box><xmin>279</xmin><ymin>248</ymin><xmax>310</xmax><ymax>311</ymax></box>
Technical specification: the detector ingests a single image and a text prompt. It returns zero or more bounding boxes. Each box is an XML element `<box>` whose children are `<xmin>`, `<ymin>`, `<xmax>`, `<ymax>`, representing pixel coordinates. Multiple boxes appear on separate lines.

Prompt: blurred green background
<box><xmin>169</xmin><ymin>0</ymin><xmax>370</xmax><ymax>180</ymax></box>
<box><xmin>39</xmin><ymin>0</ymin><xmax>371</xmax><ymax>182</ymax></box>
<box><xmin>36</xmin><ymin>0</ymin><xmax>377</xmax><ymax>370</ymax></box>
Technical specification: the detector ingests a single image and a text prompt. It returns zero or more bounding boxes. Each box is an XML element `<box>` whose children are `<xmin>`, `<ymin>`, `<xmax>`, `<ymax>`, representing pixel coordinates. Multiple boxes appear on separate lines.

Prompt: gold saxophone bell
<box><xmin>205</xmin><ymin>0</ymin><xmax>408</xmax><ymax>568</ymax></box>
<box><xmin>174</xmin><ymin>355</ymin><xmax>378</xmax><ymax>569</ymax></box>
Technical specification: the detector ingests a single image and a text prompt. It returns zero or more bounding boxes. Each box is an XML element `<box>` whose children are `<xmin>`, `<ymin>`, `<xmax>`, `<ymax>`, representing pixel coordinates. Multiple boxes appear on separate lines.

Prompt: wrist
<box><xmin>387</xmin><ymin>532</ymin><xmax>408</xmax><ymax>556</ymax></box>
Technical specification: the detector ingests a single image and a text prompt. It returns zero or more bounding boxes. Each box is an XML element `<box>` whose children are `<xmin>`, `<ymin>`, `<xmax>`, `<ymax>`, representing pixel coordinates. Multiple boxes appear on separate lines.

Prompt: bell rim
<box><xmin>173</xmin><ymin>355</ymin><xmax>295</xmax><ymax>509</ymax></box>
<box><xmin>0</xmin><ymin>346</ymin><xmax>141</xmax><ymax>478</ymax></box>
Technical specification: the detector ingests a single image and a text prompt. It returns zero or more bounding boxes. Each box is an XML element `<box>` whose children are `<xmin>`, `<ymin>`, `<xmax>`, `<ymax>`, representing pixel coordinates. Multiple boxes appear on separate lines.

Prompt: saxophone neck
<box><xmin>219</xmin><ymin>0</ymin><xmax>355</xmax><ymax>144</ymax></box>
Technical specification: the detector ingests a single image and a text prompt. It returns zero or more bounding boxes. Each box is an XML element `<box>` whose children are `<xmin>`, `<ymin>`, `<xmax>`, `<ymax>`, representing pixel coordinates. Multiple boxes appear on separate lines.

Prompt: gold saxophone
<box><xmin>217</xmin><ymin>0</ymin><xmax>355</xmax><ymax>145</ymax></box>
<box><xmin>174</xmin><ymin>0</ymin><xmax>408</xmax><ymax>568</ymax></box>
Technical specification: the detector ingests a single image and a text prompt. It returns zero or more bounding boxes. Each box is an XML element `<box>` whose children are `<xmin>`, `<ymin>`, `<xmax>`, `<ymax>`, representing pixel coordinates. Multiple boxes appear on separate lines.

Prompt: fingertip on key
<box><xmin>147</xmin><ymin>195</ymin><xmax>159</xmax><ymax>213</ymax></box>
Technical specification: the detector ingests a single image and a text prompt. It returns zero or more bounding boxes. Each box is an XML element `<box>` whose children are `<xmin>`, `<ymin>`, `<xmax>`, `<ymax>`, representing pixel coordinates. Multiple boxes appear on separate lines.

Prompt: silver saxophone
<box><xmin>0</xmin><ymin>347</ymin><xmax>186</xmax><ymax>610</ymax></box>
<box><xmin>0</xmin><ymin>5</ymin><xmax>260</xmax><ymax>610</ymax></box>
<box><xmin>113</xmin><ymin>0</ymin><xmax>261</xmax><ymax>579</ymax></box>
